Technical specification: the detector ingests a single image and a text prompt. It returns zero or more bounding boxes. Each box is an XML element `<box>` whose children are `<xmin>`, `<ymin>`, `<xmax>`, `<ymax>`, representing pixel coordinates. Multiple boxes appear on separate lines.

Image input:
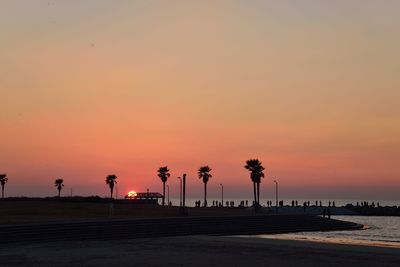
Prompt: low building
<box><xmin>124</xmin><ymin>191</ymin><xmax>163</xmax><ymax>205</ymax></box>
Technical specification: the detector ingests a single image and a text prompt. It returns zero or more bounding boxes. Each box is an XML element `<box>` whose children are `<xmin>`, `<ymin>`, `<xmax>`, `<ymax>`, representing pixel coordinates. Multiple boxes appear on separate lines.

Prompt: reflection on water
<box><xmin>257</xmin><ymin>216</ymin><xmax>400</xmax><ymax>248</ymax></box>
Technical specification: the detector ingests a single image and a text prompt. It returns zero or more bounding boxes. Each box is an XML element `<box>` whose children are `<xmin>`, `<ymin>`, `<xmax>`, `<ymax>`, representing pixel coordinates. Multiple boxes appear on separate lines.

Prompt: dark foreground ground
<box><xmin>0</xmin><ymin>236</ymin><xmax>399</xmax><ymax>267</ymax></box>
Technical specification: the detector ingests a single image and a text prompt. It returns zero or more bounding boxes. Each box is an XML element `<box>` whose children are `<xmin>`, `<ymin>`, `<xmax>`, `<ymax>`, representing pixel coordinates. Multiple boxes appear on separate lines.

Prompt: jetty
<box><xmin>0</xmin><ymin>214</ymin><xmax>362</xmax><ymax>244</ymax></box>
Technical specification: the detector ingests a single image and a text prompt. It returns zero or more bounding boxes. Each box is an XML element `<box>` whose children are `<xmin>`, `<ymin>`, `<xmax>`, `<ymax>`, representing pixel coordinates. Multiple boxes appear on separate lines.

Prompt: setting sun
<box><xmin>127</xmin><ymin>191</ymin><xmax>137</xmax><ymax>198</ymax></box>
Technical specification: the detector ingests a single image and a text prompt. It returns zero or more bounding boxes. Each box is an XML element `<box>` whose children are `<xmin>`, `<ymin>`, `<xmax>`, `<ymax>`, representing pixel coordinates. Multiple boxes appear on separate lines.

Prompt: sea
<box><xmin>256</xmin><ymin>216</ymin><xmax>400</xmax><ymax>248</ymax></box>
<box><xmin>169</xmin><ymin>197</ymin><xmax>400</xmax><ymax>248</ymax></box>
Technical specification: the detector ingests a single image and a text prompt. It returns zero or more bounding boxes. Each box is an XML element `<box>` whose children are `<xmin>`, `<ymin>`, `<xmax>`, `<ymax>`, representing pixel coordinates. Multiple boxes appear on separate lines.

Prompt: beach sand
<box><xmin>1</xmin><ymin>236</ymin><xmax>399</xmax><ymax>266</ymax></box>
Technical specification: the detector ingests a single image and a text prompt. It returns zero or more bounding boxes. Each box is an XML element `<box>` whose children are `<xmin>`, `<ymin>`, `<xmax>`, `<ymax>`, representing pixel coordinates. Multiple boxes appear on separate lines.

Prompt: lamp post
<box><xmin>274</xmin><ymin>180</ymin><xmax>278</xmax><ymax>213</ymax></box>
<box><xmin>220</xmin><ymin>184</ymin><xmax>223</xmax><ymax>207</ymax></box>
<box><xmin>182</xmin><ymin>174</ymin><xmax>186</xmax><ymax>208</ymax></box>
<box><xmin>178</xmin><ymin>177</ymin><xmax>182</xmax><ymax>207</ymax></box>
<box><xmin>166</xmin><ymin>184</ymin><xmax>170</xmax><ymax>205</ymax></box>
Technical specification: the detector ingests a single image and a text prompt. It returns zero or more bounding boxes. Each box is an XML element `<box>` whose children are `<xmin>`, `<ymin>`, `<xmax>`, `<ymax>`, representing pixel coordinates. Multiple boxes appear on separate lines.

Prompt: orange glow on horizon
<box><xmin>127</xmin><ymin>191</ymin><xmax>137</xmax><ymax>198</ymax></box>
<box><xmin>0</xmin><ymin>1</ymin><xmax>399</xmax><ymax>199</ymax></box>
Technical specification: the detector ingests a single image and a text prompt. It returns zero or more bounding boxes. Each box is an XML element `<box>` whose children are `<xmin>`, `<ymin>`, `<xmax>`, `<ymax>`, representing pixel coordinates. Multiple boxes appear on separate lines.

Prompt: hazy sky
<box><xmin>1</xmin><ymin>1</ymin><xmax>399</xmax><ymax>200</ymax></box>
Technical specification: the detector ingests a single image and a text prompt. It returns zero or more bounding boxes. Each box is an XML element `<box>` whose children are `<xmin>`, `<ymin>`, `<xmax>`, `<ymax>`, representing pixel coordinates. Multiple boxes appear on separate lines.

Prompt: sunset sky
<box><xmin>1</xmin><ymin>1</ymin><xmax>399</xmax><ymax>200</ymax></box>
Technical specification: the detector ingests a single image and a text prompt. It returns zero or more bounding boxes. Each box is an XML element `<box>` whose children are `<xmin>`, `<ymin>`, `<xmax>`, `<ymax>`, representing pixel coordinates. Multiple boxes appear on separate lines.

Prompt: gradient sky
<box><xmin>1</xmin><ymin>1</ymin><xmax>399</xmax><ymax>200</ymax></box>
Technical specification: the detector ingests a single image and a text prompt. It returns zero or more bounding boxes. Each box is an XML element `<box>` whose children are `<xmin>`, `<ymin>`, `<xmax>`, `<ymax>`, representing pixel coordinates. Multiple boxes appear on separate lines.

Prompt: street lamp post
<box><xmin>166</xmin><ymin>184</ymin><xmax>170</xmax><ymax>205</ymax></box>
<box><xmin>182</xmin><ymin>174</ymin><xmax>186</xmax><ymax>208</ymax></box>
<box><xmin>177</xmin><ymin>177</ymin><xmax>182</xmax><ymax>207</ymax></box>
<box><xmin>220</xmin><ymin>184</ymin><xmax>223</xmax><ymax>207</ymax></box>
<box><xmin>274</xmin><ymin>180</ymin><xmax>278</xmax><ymax>213</ymax></box>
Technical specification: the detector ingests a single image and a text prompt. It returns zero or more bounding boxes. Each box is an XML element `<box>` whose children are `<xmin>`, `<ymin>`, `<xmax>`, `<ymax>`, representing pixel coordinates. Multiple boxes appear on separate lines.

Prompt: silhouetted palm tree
<box><xmin>105</xmin><ymin>174</ymin><xmax>117</xmax><ymax>199</ymax></box>
<box><xmin>157</xmin><ymin>166</ymin><xmax>170</xmax><ymax>206</ymax></box>
<box><xmin>198</xmin><ymin>166</ymin><xmax>212</xmax><ymax>207</ymax></box>
<box><xmin>54</xmin><ymin>178</ymin><xmax>64</xmax><ymax>197</ymax></box>
<box><xmin>0</xmin><ymin>174</ymin><xmax>8</xmax><ymax>199</ymax></box>
<box><xmin>244</xmin><ymin>159</ymin><xmax>265</xmax><ymax>206</ymax></box>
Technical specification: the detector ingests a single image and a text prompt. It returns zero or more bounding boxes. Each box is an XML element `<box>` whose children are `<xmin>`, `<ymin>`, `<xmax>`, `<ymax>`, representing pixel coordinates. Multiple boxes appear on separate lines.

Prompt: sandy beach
<box><xmin>0</xmin><ymin>235</ymin><xmax>399</xmax><ymax>267</ymax></box>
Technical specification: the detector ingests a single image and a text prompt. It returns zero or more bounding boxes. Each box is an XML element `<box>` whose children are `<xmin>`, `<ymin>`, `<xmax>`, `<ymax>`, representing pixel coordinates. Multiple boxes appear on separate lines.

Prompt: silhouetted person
<box><xmin>245</xmin><ymin>200</ymin><xmax>248</xmax><ymax>207</ymax></box>
<box><xmin>327</xmin><ymin>208</ymin><xmax>331</xmax><ymax>219</ymax></box>
<box><xmin>319</xmin><ymin>201</ymin><xmax>322</xmax><ymax>207</ymax></box>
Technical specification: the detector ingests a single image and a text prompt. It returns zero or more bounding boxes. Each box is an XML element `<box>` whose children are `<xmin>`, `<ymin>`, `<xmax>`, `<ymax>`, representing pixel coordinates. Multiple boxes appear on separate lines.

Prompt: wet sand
<box><xmin>1</xmin><ymin>235</ymin><xmax>399</xmax><ymax>266</ymax></box>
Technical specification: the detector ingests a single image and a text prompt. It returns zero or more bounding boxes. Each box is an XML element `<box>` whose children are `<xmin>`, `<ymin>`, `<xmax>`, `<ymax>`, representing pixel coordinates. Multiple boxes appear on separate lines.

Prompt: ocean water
<box><xmin>257</xmin><ymin>216</ymin><xmax>400</xmax><ymax>248</ymax></box>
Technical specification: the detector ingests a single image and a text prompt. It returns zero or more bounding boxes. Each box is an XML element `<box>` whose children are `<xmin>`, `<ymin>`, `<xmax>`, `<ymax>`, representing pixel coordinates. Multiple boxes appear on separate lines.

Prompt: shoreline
<box><xmin>1</xmin><ymin>235</ymin><xmax>399</xmax><ymax>266</ymax></box>
<box><xmin>249</xmin><ymin>233</ymin><xmax>400</xmax><ymax>249</ymax></box>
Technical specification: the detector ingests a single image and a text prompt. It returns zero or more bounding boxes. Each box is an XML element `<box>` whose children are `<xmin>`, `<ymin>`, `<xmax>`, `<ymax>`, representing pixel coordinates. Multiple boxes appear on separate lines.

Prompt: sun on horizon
<box><xmin>127</xmin><ymin>191</ymin><xmax>137</xmax><ymax>198</ymax></box>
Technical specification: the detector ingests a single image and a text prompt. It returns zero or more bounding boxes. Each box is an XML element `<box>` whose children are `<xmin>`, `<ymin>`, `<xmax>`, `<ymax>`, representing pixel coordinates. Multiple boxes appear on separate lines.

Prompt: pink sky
<box><xmin>0</xmin><ymin>1</ymin><xmax>399</xmax><ymax>199</ymax></box>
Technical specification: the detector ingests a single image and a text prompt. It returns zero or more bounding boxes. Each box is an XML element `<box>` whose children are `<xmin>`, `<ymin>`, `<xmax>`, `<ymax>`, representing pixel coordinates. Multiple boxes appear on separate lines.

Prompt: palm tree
<box><xmin>0</xmin><ymin>174</ymin><xmax>8</xmax><ymax>199</ymax></box>
<box><xmin>157</xmin><ymin>166</ymin><xmax>170</xmax><ymax>206</ymax></box>
<box><xmin>105</xmin><ymin>174</ymin><xmax>117</xmax><ymax>199</ymax></box>
<box><xmin>54</xmin><ymin>178</ymin><xmax>64</xmax><ymax>197</ymax></box>
<box><xmin>244</xmin><ymin>159</ymin><xmax>265</xmax><ymax>206</ymax></box>
<box><xmin>198</xmin><ymin>166</ymin><xmax>212</xmax><ymax>207</ymax></box>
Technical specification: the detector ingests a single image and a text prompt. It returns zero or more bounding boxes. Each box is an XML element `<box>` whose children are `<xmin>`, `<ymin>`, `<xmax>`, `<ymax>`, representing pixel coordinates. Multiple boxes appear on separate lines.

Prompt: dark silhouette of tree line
<box><xmin>153</xmin><ymin>159</ymin><xmax>264</xmax><ymax>207</ymax></box>
<box><xmin>1</xmin><ymin>158</ymin><xmax>266</xmax><ymax>205</ymax></box>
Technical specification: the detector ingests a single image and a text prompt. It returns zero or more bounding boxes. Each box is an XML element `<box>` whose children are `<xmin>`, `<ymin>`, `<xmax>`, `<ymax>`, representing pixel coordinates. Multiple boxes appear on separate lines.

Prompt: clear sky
<box><xmin>1</xmin><ymin>1</ymin><xmax>399</xmax><ymax>200</ymax></box>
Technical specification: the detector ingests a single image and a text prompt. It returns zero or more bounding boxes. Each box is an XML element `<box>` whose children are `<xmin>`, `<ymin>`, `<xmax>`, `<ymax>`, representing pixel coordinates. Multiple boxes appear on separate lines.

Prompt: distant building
<box><xmin>124</xmin><ymin>191</ymin><xmax>163</xmax><ymax>205</ymax></box>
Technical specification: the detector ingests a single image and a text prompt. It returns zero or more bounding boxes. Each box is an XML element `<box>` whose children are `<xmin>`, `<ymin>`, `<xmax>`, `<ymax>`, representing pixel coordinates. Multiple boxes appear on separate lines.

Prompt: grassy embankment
<box><xmin>0</xmin><ymin>198</ymin><xmax>256</xmax><ymax>224</ymax></box>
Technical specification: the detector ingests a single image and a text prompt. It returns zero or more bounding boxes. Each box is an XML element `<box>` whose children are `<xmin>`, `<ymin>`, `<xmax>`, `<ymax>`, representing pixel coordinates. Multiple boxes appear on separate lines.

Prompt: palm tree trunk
<box><xmin>58</xmin><ymin>189</ymin><xmax>61</xmax><ymax>198</ymax></box>
<box><xmin>253</xmin><ymin>182</ymin><xmax>256</xmax><ymax>206</ymax></box>
<box><xmin>257</xmin><ymin>182</ymin><xmax>260</xmax><ymax>205</ymax></box>
<box><xmin>110</xmin><ymin>187</ymin><xmax>113</xmax><ymax>199</ymax></box>
<box><xmin>204</xmin><ymin>183</ymin><xmax>207</xmax><ymax>207</ymax></box>
<box><xmin>162</xmin><ymin>182</ymin><xmax>166</xmax><ymax>206</ymax></box>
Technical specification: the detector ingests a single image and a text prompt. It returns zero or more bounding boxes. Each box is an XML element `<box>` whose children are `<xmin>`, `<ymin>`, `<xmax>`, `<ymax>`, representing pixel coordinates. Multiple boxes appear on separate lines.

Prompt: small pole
<box><xmin>182</xmin><ymin>174</ymin><xmax>186</xmax><ymax>208</ymax></box>
<box><xmin>220</xmin><ymin>184</ymin><xmax>223</xmax><ymax>206</ymax></box>
<box><xmin>274</xmin><ymin>180</ymin><xmax>278</xmax><ymax>213</ymax></box>
<box><xmin>178</xmin><ymin>177</ymin><xmax>182</xmax><ymax>207</ymax></box>
<box><xmin>166</xmin><ymin>184</ymin><xmax>170</xmax><ymax>205</ymax></box>
<box><xmin>70</xmin><ymin>188</ymin><xmax>72</xmax><ymax>197</ymax></box>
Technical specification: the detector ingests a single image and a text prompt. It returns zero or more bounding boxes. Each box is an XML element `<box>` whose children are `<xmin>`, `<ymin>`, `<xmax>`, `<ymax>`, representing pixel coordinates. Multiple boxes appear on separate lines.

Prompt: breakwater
<box><xmin>0</xmin><ymin>214</ymin><xmax>362</xmax><ymax>244</ymax></box>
